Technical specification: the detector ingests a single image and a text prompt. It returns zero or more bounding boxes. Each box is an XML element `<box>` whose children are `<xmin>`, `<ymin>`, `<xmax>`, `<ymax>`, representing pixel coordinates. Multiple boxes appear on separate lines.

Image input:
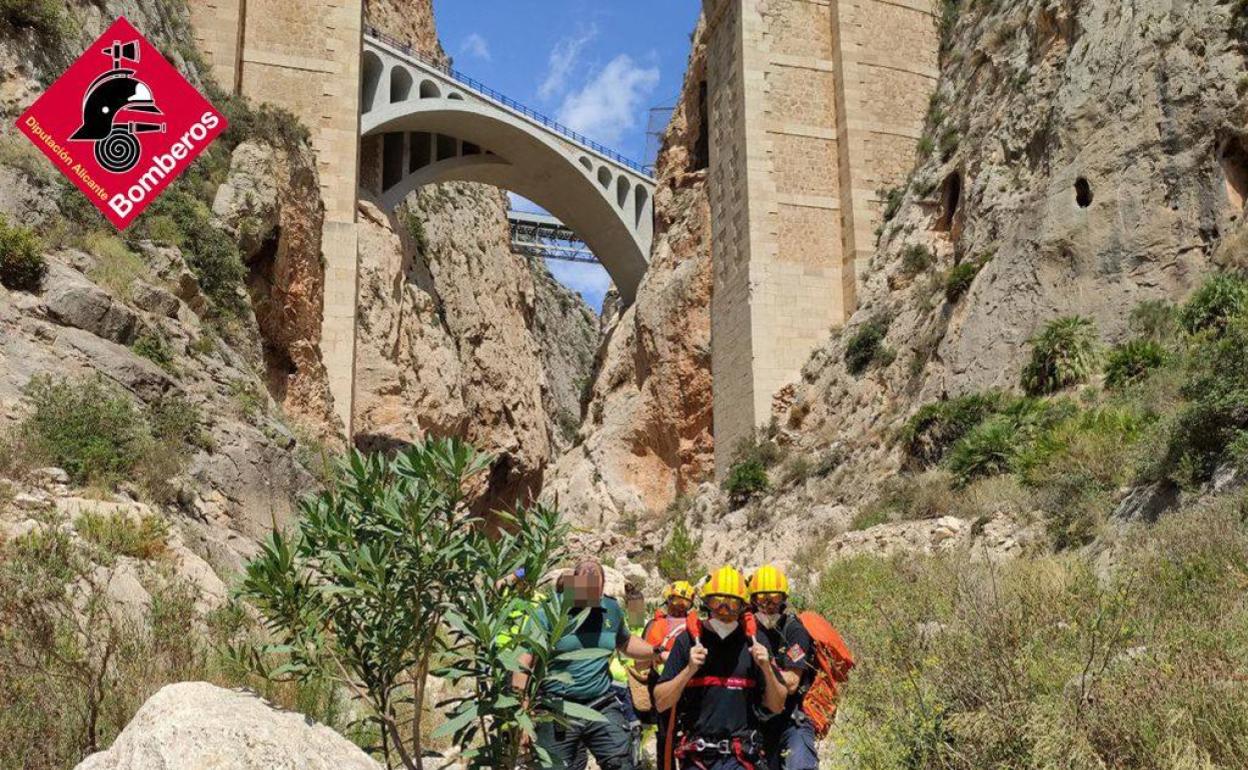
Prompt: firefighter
<box><xmin>654</xmin><ymin>566</ymin><xmax>786</xmax><ymax>769</ymax></box>
<box><xmin>748</xmin><ymin>565</ymin><xmax>818</xmax><ymax>770</ymax></box>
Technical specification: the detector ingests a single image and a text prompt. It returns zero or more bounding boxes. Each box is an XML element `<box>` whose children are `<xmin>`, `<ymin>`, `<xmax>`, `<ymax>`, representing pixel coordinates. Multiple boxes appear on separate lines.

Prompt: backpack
<box><xmin>795</xmin><ymin>611</ymin><xmax>855</xmax><ymax>737</ymax></box>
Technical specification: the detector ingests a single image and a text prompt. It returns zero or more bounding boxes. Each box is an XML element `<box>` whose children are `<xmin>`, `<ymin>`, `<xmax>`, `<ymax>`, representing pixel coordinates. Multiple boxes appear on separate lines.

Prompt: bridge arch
<box><xmin>360</xmin><ymin>35</ymin><xmax>654</xmax><ymax>303</ymax></box>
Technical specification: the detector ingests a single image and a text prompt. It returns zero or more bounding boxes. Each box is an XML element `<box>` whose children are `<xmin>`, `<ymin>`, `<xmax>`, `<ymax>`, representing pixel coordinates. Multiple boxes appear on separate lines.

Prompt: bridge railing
<box><xmin>364</xmin><ymin>26</ymin><xmax>654</xmax><ymax>177</ymax></box>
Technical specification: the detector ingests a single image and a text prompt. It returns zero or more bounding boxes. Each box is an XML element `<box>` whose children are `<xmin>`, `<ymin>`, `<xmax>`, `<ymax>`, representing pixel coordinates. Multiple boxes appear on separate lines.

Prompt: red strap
<box><xmin>732</xmin><ymin>737</ymin><xmax>756</xmax><ymax>770</ymax></box>
<box><xmin>686</xmin><ymin>676</ymin><xmax>756</xmax><ymax>689</ymax></box>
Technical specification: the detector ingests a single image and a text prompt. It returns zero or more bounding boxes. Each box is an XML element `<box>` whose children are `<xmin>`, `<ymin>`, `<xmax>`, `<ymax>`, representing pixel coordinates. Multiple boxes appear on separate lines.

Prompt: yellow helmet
<box><xmin>702</xmin><ymin>566</ymin><xmax>748</xmax><ymax>602</ymax></box>
<box><xmin>663</xmin><ymin>580</ymin><xmax>696</xmax><ymax>602</ymax></box>
<box><xmin>747</xmin><ymin>564</ymin><xmax>790</xmax><ymax>597</ymax></box>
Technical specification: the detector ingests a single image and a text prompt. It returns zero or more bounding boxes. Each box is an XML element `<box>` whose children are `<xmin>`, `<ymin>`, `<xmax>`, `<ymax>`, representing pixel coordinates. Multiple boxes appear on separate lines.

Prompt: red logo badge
<box><xmin>786</xmin><ymin>643</ymin><xmax>805</xmax><ymax>663</ymax></box>
<box><xmin>15</xmin><ymin>17</ymin><xmax>227</xmax><ymax>229</ymax></box>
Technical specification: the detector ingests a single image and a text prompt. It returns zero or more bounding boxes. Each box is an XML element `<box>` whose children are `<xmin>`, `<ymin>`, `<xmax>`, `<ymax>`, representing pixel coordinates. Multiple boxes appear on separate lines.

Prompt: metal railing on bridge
<box><xmin>364</xmin><ymin>25</ymin><xmax>654</xmax><ymax>177</ymax></box>
<box><xmin>508</xmin><ymin>210</ymin><xmax>598</xmax><ymax>264</ymax></box>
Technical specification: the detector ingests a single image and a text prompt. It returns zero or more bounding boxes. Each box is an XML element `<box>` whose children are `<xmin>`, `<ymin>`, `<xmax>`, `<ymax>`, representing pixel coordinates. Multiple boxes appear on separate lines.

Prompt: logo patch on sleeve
<box><xmin>786</xmin><ymin>643</ymin><xmax>806</xmax><ymax>663</ymax></box>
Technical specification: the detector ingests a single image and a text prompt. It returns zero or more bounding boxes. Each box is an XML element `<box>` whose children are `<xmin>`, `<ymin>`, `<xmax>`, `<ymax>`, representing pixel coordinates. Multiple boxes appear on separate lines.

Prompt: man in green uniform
<box><xmin>515</xmin><ymin>560</ymin><xmax>662</xmax><ymax>770</ymax></box>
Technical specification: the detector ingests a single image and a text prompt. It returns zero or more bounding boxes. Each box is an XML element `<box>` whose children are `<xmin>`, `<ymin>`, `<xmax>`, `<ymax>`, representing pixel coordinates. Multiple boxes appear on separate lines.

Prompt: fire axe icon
<box><xmin>70</xmin><ymin>40</ymin><xmax>165</xmax><ymax>174</ymax></box>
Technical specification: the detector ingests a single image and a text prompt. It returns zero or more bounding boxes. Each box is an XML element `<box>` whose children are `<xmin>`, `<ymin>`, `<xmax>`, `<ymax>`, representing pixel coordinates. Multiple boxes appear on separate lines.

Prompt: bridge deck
<box><xmin>364</xmin><ymin>27</ymin><xmax>654</xmax><ymax>179</ymax></box>
<box><xmin>508</xmin><ymin>210</ymin><xmax>597</xmax><ymax>264</ymax></box>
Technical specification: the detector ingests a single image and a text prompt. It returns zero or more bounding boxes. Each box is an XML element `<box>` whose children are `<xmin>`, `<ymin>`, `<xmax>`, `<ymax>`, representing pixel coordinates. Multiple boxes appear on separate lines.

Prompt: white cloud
<box><xmin>545</xmin><ymin>260</ymin><xmax>613</xmax><ymax>313</ymax></box>
<box><xmin>538</xmin><ymin>25</ymin><xmax>599</xmax><ymax>102</ymax></box>
<box><xmin>459</xmin><ymin>32</ymin><xmax>492</xmax><ymax>61</ymax></box>
<box><xmin>555</xmin><ymin>54</ymin><xmax>660</xmax><ymax>145</ymax></box>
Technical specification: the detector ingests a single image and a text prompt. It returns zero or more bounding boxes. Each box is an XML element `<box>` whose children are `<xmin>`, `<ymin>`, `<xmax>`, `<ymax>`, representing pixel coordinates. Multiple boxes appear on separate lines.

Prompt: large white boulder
<box><xmin>75</xmin><ymin>682</ymin><xmax>380</xmax><ymax>770</ymax></box>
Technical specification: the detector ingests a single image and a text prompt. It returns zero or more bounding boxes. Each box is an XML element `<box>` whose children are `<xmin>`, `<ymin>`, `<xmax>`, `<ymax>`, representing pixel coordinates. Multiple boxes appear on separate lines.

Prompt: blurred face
<box><xmin>569</xmin><ymin>561</ymin><xmax>604</xmax><ymax>607</ymax></box>
<box><xmin>665</xmin><ymin>595</ymin><xmax>692</xmax><ymax>618</ymax></box>
<box><xmin>752</xmin><ymin>592</ymin><xmax>786</xmax><ymax>614</ymax></box>
<box><xmin>704</xmin><ymin>595</ymin><xmax>744</xmax><ymax>623</ymax></box>
<box><xmin>626</xmin><ymin>595</ymin><xmax>646</xmax><ymax>625</ymax></box>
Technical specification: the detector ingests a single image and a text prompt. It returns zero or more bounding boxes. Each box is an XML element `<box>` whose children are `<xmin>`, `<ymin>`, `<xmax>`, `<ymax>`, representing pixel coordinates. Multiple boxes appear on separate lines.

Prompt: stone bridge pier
<box><xmin>187</xmin><ymin>0</ymin><xmax>940</xmax><ymax>479</ymax></box>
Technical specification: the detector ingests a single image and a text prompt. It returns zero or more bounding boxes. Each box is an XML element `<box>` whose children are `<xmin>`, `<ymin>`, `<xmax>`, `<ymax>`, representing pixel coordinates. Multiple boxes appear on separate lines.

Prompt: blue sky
<box><xmin>432</xmin><ymin>1</ymin><xmax>701</xmax><ymax>311</ymax></box>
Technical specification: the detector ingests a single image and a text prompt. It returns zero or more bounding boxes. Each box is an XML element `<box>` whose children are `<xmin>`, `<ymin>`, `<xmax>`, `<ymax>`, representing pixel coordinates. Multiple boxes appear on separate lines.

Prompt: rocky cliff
<box><xmin>0</xmin><ymin>1</ymin><xmax>339</xmax><ymax>576</ymax></box>
<box><xmin>352</xmin><ymin>0</ymin><xmax>598</xmax><ymax>505</ymax></box>
<box><xmin>545</xmin><ymin>18</ymin><xmax>715</xmax><ymax>528</ymax></box>
<box><xmin>544</xmin><ymin>0</ymin><xmax>1248</xmax><ymax>574</ymax></box>
<box><xmin>686</xmin><ymin>0</ymin><xmax>1248</xmax><ymax>570</ymax></box>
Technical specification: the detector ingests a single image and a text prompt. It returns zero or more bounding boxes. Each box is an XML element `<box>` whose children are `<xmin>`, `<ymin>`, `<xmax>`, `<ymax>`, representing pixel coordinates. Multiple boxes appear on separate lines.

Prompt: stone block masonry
<box><xmin>705</xmin><ymin>0</ymin><xmax>937</xmax><ymax>476</ymax></box>
<box><xmin>190</xmin><ymin>0</ymin><xmax>364</xmax><ymax>432</ymax></box>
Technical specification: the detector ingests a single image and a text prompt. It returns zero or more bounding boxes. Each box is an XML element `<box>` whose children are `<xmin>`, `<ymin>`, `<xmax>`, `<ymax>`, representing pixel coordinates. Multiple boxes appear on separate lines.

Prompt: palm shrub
<box><xmin>1104</xmin><ymin>339</ymin><xmax>1166</xmax><ymax>390</ymax></box>
<box><xmin>237</xmin><ymin>438</ymin><xmax>584</xmax><ymax>770</ymax></box>
<box><xmin>1020</xmin><ymin>316</ymin><xmax>1100</xmax><ymax>396</ymax></box>
<box><xmin>900</xmin><ymin>391</ymin><xmax>1008</xmax><ymax>468</ymax></box>
<box><xmin>1178</xmin><ymin>272</ymin><xmax>1248</xmax><ymax>335</ymax></box>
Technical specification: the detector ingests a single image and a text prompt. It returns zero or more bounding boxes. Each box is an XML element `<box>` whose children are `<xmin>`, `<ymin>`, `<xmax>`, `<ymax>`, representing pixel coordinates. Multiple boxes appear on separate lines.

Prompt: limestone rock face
<box><xmin>545</xmin><ymin>18</ymin><xmax>714</xmax><ymax>529</ymax></box>
<box><xmin>353</xmin><ymin>198</ymin><xmax>469</xmax><ymax>448</ymax></box>
<box><xmin>351</xmin><ymin>2</ymin><xmax>598</xmax><ymax>505</ymax></box>
<box><xmin>214</xmin><ymin>139</ymin><xmax>342</xmax><ymax>444</ymax></box>
<box><xmin>768</xmin><ymin>0</ymin><xmax>1246</xmax><ymax>512</ymax></box>
<box><xmin>75</xmin><ymin>682</ymin><xmax>381</xmax><ymax>770</ymax></box>
<box><xmin>528</xmin><ymin>259</ymin><xmax>598</xmax><ymax>455</ymax></box>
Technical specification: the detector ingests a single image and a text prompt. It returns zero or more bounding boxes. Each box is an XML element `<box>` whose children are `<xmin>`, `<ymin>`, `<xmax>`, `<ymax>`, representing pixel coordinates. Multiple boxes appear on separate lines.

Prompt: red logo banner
<box><xmin>15</xmin><ymin>16</ymin><xmax>228</xmax><ymax>229</ymax></box>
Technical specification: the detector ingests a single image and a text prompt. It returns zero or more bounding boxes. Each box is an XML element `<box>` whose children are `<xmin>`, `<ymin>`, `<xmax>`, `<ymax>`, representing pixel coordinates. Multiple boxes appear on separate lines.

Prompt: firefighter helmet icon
<box><xmin>69</xmin><ymin>40</ymin><xmax>165</xmax><ymax>173</ymax></box>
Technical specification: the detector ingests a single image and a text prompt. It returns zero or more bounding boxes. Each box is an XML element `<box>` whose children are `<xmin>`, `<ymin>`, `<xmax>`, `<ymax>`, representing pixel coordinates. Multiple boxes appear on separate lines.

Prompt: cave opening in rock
<box><xmin>693</xmin><ymin>80</ymin><xmax>710</xmax><ymax>171</ymax></box>
<box><xmin>1075</xmin><ymin>177</ymin><xmax>1093</xmax><ymax>208</ymax></box>
<box><xmin>244</xmin><ymin>226</ymin><xmax>295</xmax><ymax>404</ymax></box>
<box><xmin>1219</xmin><ymin>139</ymin><xmax>1248</xmax><ymax>214</ymax></box>
<box><xmin>936</xmin><ymin>171</ymin><xmax>961</xmax><ymax>232</ymax></box>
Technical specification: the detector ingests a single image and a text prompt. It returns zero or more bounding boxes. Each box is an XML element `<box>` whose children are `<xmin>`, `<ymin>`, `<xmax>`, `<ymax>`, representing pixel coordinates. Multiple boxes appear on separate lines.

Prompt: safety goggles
<box><xmin>666</xmin><ymin>596</ymin><xmax>692</xmax><ymax>611</ymax></box>
<box><xmin>703</xmin><ymin>596</ymin><xmax>744</xmax><ymax>613</ymax></box>
<box><xmin>752</xmin><ymin>592</ymin><xmax>786</xmax><ymax>605</ymax></box>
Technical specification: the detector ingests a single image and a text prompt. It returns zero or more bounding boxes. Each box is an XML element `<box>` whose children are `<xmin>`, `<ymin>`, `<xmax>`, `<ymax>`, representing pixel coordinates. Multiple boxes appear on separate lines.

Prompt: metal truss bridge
<box><xmin>508</xmin><ymin>210</ymin><xmax>598</xmax><ymax>265</ymax></box>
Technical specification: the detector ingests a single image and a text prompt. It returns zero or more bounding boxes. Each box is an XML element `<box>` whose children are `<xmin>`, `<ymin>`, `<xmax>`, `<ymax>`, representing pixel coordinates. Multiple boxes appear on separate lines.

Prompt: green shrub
<box><xmin>146</xmin><ymin>190</ymin><xmax>246</xmax><ymax>316</ymax></box>
<box><xmin>132</xmin><ymin>331</ymin><xmax>175</xmax><ymax>370</ymax></box>
<box><xmin>76</xmin><ymin>511</ymin><xmax>169</xmax><ymax>561</ymax></box>
<box><xmin>1178</xmin><ymin>272</ymin><xmax>1248</xmax><ymax>335</ymax></box>
<box><xmin>865</xmin><ymin>471</ymin><xmax>957</xmax><ymax>522</ymax></box>
<box><xmin>901</xmin><ymin>391</ymin><xmax>1008</xmax><ymax>467</ymax></box>
<box><xmin>1104</xmin><ymin>338</ymin><xmax>1166</xmax><ymax>389</ymax></box>
<box><xmin>901</xmin><ymin>244</ymin><xmax>933</xmax><ymax>276</ymax></box>
<box><xmin>1128</xmin><ymin>298</ymin><xmax>1177</xmax><ymax>342</ymax></box>
<box><xmin>730</xmin><ymin>430</ymin><xmax>784</xmax><ymax>469</ymax></box>
<box><xmin>946</xmin><ymin>415</ymin><xmax>1018</xmax><ymax>485</ymax></box>
<box><xmin>0</xmin><ymin>523</ymin><xmax>347</xmax><ymax>769</ymax></box>
<box><xmin>944</xmin><ymin>259</ymin><xmax>983</xmax><ymax>303</ymax></box>
<box><xmin>0</xmin><ymin>0</ymin><xmax>64</xmax><ymax>40</ymax></box>
<box><xmin>938</xmin><ymin>127</ymin><xmax>959</xmax><ymax>157</ymax></box>
<box><xmin>880</xmin><ymin>186</ymin><xmax>905</xmax><ymax>223</ymax></box>
<box><xmin>917</xmin><ymin>135</ymin><xmax>935</xmax><ymax>158</ymax></box>
<box><xmin>724</xmin><ymin>460</ymin><xmax>770</xmax><ymax>507</ymax></box>
<box><xmin>1155</xmin><ymin>314</ymin><xmax>1248</xmax><ymax>485</ymax></box>
<box><xmin>848</xmin><ymin>505</ymin><xmax>891</xmax><ymax>532</ymax></box>
<box><xmin>658</xmin><ymin>512</ymin><xmax>704</xmax><ymax>583</ymax></box>
<box><xmin>399</xmin><ymin>207</ymin><xmax>429</xmax><ymax>256</ymax></box>
<box><xmin>8</xmin><ymin>376</ymin><xmax>201</xmax><ymax>498</ymax></box>
<box><xmin>82</xmin><ymin>231</ymin><xmax>147</xmax><ymax>298</ymax></box>
<box><xmin>0</xmin><ymin>214</ymin><xmax>46</xmax><ymax>292</ymax></box>
<box><xmin>237</xmin><ymin>438</ymin><xmax>575</xmax><ymax>770</ymax></box>
<box><xmin>945</xmin><ymin>397</ymin><xmax>1075</xmax><ymax>485</ymax></box>
<box><xmin>1020</xmin><ymin>316</ymin><xmax>1100</xmax><ymax>396</ymax></box>
<box><xmin>845</xmin><ymin>314</ymin><xmax>892</xmax><ymax>375</ymax></box>
<box><xmin>17</xmin><ymin>376</ymin><xmax>150</xmax><ymax>486</ymax></box>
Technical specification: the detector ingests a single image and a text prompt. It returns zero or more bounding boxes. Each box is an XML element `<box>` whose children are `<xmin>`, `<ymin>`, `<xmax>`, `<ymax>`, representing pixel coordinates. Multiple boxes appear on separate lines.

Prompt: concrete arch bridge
<box><xmin>359</xmin><ymin>29</ymin><xmax>655</xmax><ymax>303</ymax></box>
